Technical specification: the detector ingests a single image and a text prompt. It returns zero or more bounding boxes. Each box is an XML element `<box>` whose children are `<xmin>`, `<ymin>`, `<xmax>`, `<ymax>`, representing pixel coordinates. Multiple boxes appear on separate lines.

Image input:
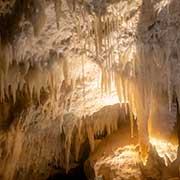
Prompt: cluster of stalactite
<box><xmin>0</xmin><ymin>0</ymin><xmax>85</xmax><ymax>106</ymax></box>
<box><xmin>0</xmin><ymin>0</ymin><xmax>79</xmax><ymax>38</ymax></box>
<box><xmin>1</xmin><ymin>0</ymin><xmax>180</xmax><ymax>177</ymax></box>
<box><xmin>71</xmin><ymin>0</ymin><xmax>180</xmax><ymax>163</ymax></box>
<box><xmin>0</xmin><ymin>102</ymin><xmax>128</xmax><ymax>179</ymax></box>
<box><xmin>73</xmin><ymin>0</ymin><xmax>143</xmax><ymax>156</ymax></box>
<box><xmin>0</xmin><ymin>44</ymin><xmax>68</xmax><ymax>103</ymax></box>
<box><xmin>0</xmin><ymin>0</ymin><xmax>46</xmax><ymax>42</ymax></box>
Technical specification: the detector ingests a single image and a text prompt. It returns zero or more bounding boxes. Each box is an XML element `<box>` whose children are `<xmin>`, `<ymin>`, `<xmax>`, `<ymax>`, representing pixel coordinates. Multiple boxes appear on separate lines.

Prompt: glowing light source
<box><xmin>150</xmin><ymin>137</ymin><xmax>178</xmax><ymax>166</ymax></box>
<box><xmin>94</xmin><ymin>138</ymin><xmax>178</xmax><ymax>180</ymax></box>
<box><xmin>101</xmin><ymin>94</ymin><xmax>120</xmax><ymax>105</ymax></box>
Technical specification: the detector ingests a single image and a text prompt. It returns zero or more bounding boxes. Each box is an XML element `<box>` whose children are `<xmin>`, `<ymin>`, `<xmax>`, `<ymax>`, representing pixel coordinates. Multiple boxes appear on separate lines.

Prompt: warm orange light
<box><xmin>94</xmin><ymin>145</ymin><xmax>141</xmax><ymax>179</ymax></box>
<box><xmin>94</xmin><ymin>138</ymin><xmax>178</xmax><ymax>179</ymax></box>
<box><xmin>150</xmin><ymin>137</ymin><xmax>178</xmax><ymax>166</ymax></box>
<box><xmin>139</xmin><ymin>142</ymin><xmax>149</xmax><ymax>165</ymax></box>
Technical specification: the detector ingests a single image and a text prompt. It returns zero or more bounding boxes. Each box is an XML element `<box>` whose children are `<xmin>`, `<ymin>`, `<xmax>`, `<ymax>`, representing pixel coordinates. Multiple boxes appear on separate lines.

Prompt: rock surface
<box><xmin>0</xmin><ymin>0</ymin><xmax>180</xmax><ymax>179</ymax></box>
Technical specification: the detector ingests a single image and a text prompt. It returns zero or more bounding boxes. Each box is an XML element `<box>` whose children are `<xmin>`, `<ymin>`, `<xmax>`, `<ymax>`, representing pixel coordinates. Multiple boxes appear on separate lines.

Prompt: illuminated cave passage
<box><xmin>0</xmin><ymin>0</ymin><xmax>180</xmax><ymax>180</ymax></box>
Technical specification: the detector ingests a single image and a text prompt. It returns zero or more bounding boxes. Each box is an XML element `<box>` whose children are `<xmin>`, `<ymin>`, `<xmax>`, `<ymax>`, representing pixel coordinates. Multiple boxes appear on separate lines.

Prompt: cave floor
<box><xmin>86</xmin><ymin>128</ymin><xmax>142</xmax><ymax>180</ymax></box>
<box><xmin>86</xmin><ymin>127</ymin><xmax>178</xmax><ymax>180</ymax></box>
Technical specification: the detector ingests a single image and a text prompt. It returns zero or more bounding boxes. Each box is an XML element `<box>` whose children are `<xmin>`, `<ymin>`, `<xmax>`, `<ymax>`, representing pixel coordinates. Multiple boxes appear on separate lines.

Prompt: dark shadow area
<box><xmin>47</xmin><ymin>165</ymin><xmax>88</xmax><ymax>180</ymax></box>
<box><xmin>47</xmin><ymin>137</ymin><xmax>90</xmax><ymax>180</ymax></box>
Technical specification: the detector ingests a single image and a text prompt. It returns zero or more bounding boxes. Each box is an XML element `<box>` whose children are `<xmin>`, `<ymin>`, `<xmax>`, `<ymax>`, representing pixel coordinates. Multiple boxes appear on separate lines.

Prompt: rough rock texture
<box><xmin>0</xmin><ymin>0</ymin><xmax>180</xmax><ymax>179</ymax></box>
<box><xmin>85</xmin><ymin>132</ymin><xmax>179</xmax><ymax>180</ymax></box>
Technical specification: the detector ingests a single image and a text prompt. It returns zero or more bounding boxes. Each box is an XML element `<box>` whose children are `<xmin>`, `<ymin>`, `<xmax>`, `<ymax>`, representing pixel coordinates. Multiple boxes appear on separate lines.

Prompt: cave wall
<box><xmin>0</xmin><ymin>0</ymin><xmax>180</xmax><ymax>179</ymax></box>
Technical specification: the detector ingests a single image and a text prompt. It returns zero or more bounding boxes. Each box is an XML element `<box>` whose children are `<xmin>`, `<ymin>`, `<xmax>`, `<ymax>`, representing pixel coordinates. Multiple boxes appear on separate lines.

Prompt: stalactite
<box><xmin>0</xmin><ymin>69</ymin><xmax>5</xmax><ymax>102</ymax></box>
<box><xmin>86</xmin><ymin>116</ymin><xmax>95</xmax><ymax>152</ymax></box>
<box><xmin>93</xmin><ymin>19</ymin><xmax>98</xmax><ymax>57</ymax></box>
<box><xmin>54</xmin><ymin>0</ymin><xmax>62</xmax><ymax>29</ymax></box>
<box><xmin>81</xmin><ymin>54</ymin><xmax>86</xmax><ymax>114</ymax></box>
<box><xmin>94</xmin><ymin>15</ymin><xmax>103</xmax><ymax>57</ymax></box>
<box><xmin>66</xmin><ymin>0</ymin><xmax>76</xmax><ymax>11</ymax></box>
<box><xmin>62</xmin><ymin>54</ymin><xmax>69</xmax><ymax>85</ymax></box>
<box><xmin>115</xmin><ymin>72</ymin><xmax>122</xmax><ymax>102</ymax></box>
<box><xmin>104</xmin><ymin>16</ymin><xmax>108</xmax><ymax>67</ymax></box>
<box><xmin>101</xmin><ymin>66</ymin><xmax>109</xmax><ymax>95</ymax></box>
<box><xmin>0</xmin><ymin>42</ymin><xmax>13</xmax><ymax>79</ymax></box>
<box><xmin>63</xmin><ymin>113</ymin><xmax>76</xmax><ymax>173</ymax></box>
<box><xmin>167</xmin><ymin>64</ymin><xmax>172</xmax><ymax>112</ymax></box>
<box><xmin>107</xmin><ymin>17</ymin><xmax>110</xmax><ymax>69</ymax></box>
<box><xmin>75</xmin><ymin>117</ymin><xmax>83</xmax><ymax>161</ymax></box>
<box><xmin>6</xmin><ymin>63</ymin><xmax>21</xmax><ymax>103</ymax></box>
<box><xmin>27</xmin><ymin>0</ymin><xmax>46</xmax><ymax>36</ymax></box>
<box><xmin>108</xmin><ymin>16</ymin><xmax>112</xmax><ymax>71</ymax></box>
